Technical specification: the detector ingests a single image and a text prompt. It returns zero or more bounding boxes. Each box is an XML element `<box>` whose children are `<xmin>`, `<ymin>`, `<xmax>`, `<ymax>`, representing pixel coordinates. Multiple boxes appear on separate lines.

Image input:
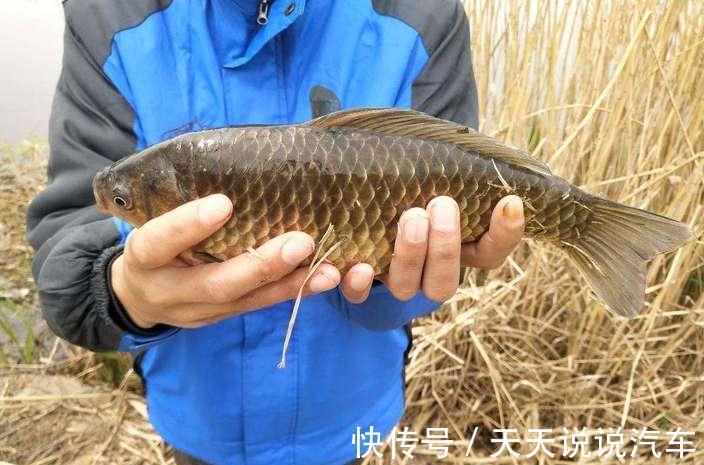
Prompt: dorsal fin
<box><xmin>308</xmin><ymin>108</ymin><xmax>551</xmax><ymax>176</ymax></box>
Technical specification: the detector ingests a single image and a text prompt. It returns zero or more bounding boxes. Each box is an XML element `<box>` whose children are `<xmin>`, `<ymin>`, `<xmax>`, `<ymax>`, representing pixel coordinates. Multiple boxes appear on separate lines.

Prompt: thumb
<box><xmin>125</xmin><ymin>194</ymin><xmax>232</xmax><ymax>269</ymax></box>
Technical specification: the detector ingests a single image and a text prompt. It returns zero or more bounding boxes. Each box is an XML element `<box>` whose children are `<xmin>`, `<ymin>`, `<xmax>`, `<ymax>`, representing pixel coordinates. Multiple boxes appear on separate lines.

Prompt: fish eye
<box><xmin>113</xmin><ymin>195</ymin><xmax>132</xmax><ymax>210</ymax></box>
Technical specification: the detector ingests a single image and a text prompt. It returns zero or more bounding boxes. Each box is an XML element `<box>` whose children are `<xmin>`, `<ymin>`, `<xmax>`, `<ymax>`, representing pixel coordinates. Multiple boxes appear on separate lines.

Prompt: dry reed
<box><xmin>382</xmin><ymin>0</ymin><xmax>704</xmax><ymax>463</ymax></box>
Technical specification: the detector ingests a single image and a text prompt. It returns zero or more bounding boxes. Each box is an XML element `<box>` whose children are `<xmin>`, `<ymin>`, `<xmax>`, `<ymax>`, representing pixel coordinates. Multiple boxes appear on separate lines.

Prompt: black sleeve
<box><xmin>374</xmin><ymin>0</ymin><xmax>478</xmax><ymax>125</ymax></box>
<box><xmin>25</xmin><ymin>12</ymin><xmax>138</xmax><ymax>351</ymax></box>
<box><xmin>409</xmin><ymin>0</ymin><xmax>479</xmax><ymax>127</ymax></box>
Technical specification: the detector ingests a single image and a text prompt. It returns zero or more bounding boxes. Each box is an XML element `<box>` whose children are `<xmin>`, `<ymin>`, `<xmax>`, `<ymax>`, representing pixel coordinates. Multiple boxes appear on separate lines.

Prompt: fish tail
<box><xmin>562</xmin><ymin>199</ymin><xmax>690</xmax><ymax>318</ymax></box>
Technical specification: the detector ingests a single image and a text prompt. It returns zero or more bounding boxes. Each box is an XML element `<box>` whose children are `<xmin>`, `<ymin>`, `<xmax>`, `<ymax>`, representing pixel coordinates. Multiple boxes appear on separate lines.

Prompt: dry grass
<box><xmin>0</xmin><ymin>143</ymin><xmax>161</xmax><ymax>463</ymax></box>
<box><xmin>393</xmin><ymin>0</ymin><xmax>704</xmax><ymax>463</ymax></box>
<box><xmin>1</xmin><ymin>0</ymin><xmax>704</xmax><ymax>464</ymax></box>
<box><xmin>0</xmin><ymin>141</ymin><xmax>46</xmax><ymax>364</ymax></box>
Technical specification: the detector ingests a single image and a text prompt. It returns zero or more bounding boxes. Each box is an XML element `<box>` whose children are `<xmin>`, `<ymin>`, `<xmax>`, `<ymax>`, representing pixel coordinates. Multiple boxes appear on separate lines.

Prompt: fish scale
<box><xmin>93</xmin><ymin>107</ymin><xmax>689</xmax><ymax>318</ymax></box>
<box><xmin>187</xmin><ymin>125</ymin><xmax>587</xmax><ymax>274</ymax></box>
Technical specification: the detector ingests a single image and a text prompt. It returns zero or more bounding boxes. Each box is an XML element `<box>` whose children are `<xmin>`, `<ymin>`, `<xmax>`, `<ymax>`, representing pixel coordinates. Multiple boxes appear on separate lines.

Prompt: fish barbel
<box><xmin>93</xmin><ymin>108</ymin><xmax>690</xmax><ymax>318</ymax></box>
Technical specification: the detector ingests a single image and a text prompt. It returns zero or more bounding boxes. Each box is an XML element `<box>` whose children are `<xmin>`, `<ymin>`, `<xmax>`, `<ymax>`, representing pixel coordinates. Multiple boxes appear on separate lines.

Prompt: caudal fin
<box><xmin>563</xmin><ymin>199</ymin><xmax>690</xmax><ymax>318</ymax></box>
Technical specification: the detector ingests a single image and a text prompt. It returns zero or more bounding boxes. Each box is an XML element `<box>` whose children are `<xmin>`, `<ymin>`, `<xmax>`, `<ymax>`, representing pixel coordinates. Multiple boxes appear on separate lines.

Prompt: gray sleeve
<box><xmin>25</xmin><ymin>14</ymin><xmax>138</xmax><ymax>351</ymax></box>
<box><xmin>407</xmin><ymin>0</ymin><xmax>479</xmax><ymax>127</ymax></box>
<box><xmin>373</xmin><ymin>0</ymin><xmax>479</xmax><ymax>125</ymax></box>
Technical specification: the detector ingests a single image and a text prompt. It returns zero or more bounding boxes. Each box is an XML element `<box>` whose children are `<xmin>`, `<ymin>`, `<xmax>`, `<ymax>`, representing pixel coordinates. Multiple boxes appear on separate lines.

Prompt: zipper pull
<box><xmin>257</xmin><ymin>0</ymin><xmax>270</xmax><ymax>26</ymax></box>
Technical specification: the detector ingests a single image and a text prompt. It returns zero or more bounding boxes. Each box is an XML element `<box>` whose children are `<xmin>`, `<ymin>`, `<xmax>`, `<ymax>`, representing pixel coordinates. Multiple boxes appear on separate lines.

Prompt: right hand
<box><xmin>111</xmin><ymin>194</ymin><xmax>341</xmax><ymax>329</ymax></box>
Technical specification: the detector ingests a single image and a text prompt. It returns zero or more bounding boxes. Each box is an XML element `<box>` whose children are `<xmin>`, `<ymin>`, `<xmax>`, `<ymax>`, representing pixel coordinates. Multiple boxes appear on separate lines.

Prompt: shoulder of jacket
<box><xmin>371</xmin><ymin>0</ymin><xmax>468</xmax><ymax>54</ymax></box>
<box><xmin>62</xmin><ymin>0</ymin><xmax>171</xmax><ymax>25</ymax></box>
<box><xmin>62</xmin><ymin>0</ymin><xmax>172</xmax><ymax>63</ymax></box>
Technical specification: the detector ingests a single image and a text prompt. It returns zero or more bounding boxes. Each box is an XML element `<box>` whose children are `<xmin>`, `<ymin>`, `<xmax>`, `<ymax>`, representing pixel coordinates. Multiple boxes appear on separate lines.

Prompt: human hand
<box><xmin>339</xmin><ymin>195</ymin><xmax>524</xmax><ymax>304</ymax></box>
<box><xmin>111</xmin><ymin>194</ymin><xmax>341</xmax><ymax>329</ymax></box>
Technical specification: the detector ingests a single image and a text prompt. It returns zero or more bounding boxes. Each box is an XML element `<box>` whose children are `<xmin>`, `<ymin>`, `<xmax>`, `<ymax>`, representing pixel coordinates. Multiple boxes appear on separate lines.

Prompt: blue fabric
<box><xmin>105</xmin><ymin>1</ymin><xmax>441</xmax><ymax>464</ymax></box>
<box><xmin>117</xmin><ymin>324</ymin><xmax>181</xmax><ymax>352</ymax></box>
<box><xmin>112</xmin><ymin>217</ymin><xmax>133</xmax><ymax>245</ymax></box>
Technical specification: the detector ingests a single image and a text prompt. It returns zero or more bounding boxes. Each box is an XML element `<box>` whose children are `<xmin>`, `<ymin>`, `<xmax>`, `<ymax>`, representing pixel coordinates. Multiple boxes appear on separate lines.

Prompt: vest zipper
<box><xmin>257</xmin><ymin>0</ymin><xmax>271</xmax><ymax>25</ymax></box>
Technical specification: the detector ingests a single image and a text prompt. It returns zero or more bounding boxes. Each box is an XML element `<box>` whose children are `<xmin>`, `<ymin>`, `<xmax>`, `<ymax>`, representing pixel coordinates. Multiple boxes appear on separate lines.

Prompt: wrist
<box><xmin>109</xmin><ymin>255</ymin><xmax>158</xmax><ymax>330</ymax></box>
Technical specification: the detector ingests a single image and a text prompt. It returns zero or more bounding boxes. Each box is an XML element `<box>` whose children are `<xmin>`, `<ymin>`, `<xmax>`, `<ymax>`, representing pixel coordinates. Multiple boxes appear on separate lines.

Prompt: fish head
<box><xmin>93</xmin><ymin>147</ymin><xmax>185</xmax><ymax>228</ymax></box>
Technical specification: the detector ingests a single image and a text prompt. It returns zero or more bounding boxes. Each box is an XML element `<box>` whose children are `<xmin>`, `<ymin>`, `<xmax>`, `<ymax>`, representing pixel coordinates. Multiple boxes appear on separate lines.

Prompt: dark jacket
<box><xmin>27</xmin><ymin>1</ymin><xmax>478</xmax><ymax>463</ymax></box>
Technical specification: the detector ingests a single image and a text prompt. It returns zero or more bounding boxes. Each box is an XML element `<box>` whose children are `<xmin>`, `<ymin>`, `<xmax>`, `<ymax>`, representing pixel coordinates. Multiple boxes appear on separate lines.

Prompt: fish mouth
<box><xmin>92</xmin><ymin>167</ymin><xmax>111</xmax><ymax>213</ymax></box>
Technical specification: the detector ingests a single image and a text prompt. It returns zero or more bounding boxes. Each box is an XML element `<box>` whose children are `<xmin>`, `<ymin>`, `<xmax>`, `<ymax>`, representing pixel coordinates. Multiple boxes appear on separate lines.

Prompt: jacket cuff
<box><xmin>330</xmin><ymin>282</ymin><xmax>442</xmax><ymax>331</ymax></box>
<box><xmin>95</xmin><ymin>245</ymin><xmax>180</xmax><ymax>351</ymax></box>
<box><xmin>97</xmin><ymin>246</ymin><xmax>172</xmax><ymax>337</ymax></box>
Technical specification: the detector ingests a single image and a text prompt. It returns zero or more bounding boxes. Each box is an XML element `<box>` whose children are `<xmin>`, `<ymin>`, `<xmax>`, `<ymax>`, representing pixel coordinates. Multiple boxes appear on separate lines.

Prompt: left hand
<box><xmin>339</xmin><ymin>195</ymin><xmax>525</xmax><ymax>304</ymax></box>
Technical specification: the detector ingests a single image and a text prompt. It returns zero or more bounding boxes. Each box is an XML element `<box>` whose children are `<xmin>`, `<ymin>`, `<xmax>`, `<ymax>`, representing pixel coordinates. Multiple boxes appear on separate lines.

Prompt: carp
<box><xmin>93</xmin><ymin>108</ymin><xmax>690</xmax><ymax>318</ymax></box>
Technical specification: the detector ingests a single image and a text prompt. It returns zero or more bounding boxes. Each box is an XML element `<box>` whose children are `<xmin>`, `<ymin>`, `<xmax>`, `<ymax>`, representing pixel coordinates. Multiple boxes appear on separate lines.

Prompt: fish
<box><xmin>93</xmin><ymin>108</ymin><xmax>690</xmax><ymax>318</ymax></box>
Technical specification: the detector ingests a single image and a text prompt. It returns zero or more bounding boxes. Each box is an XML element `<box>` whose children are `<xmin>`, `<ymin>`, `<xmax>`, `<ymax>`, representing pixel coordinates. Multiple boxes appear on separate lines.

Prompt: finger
<box><xmin>184</xmin><ymin>231</ymin><xmax>317</xmax><ymax>304</ymax></box>
<box><xmin>374</xmin><ymin>273</ymin><xmax>389</xmax><ymax>286</ymax></box>
<box><xmin>125</xmin><ymin>194</ymin><xmax>232</xmax><ymax>269</ymax></box>
<box><xmin>340</xmin><ymin>263</ymin><xmax>375</xmax><ymax>304</ymax></box>
<box><xmin>386</xmin><ymin>208</ymin><xmax>429</xmax><ymax>301</ymax></box>
<box><xmin>165</xmin><ymin>264</ymin><xmax>341</xmax><ymax>326</ymax></box>
<box><xmin>231</xmin><ymin>262</ymin><xmax>340</xmax><ymax>312</ymax></box>
<box><xmin>422</xmin><ymin>196</ymin><xmax>461</xmax><ymax>302</ymax></box>
<box><xmin>461</xmin><ymin>195</ymin><xmax>524</xmax><ymax>269</ymax></box>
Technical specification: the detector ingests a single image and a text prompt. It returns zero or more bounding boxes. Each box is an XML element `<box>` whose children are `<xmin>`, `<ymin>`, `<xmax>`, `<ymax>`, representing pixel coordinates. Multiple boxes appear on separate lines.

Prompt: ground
<box><xmin>0</xmin><ymin>142</ymin><xmax>168</xmax><ymax>464</ymax></box>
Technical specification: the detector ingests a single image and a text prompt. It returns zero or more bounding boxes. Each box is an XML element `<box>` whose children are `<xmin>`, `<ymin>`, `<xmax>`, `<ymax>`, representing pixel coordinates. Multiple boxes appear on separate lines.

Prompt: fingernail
<box><xmin>429</xmin><ymin>198</ymin><xmax>458</xmax><ymax>232</ymax></box>
<box><xmin>403</xmin><ymin>213</ymin><xmax>429</xmax><ymax>244</ymax></box>
<box><xmin>350</xmin><ymin>264</ymin><xmax>374</xmax><ymax>292</ymax></box>
<box><xmin>502</xmin><ymin>196</ymin><xmax>523</xmax><ymax>223</ymax></box>
<box><xmin>197</xmin><ymin>195</ymin><xmax>232</xmax><ymax>226</ymax></box>
<box><xmin>281</xmin><ymin>237</ymin><xmax>315</xmax><ymax>265</ymax></box>
<box><xmin>309</xmin><ymin>267</ymin><xmax>339</xmax><ymax>293</ymax></box>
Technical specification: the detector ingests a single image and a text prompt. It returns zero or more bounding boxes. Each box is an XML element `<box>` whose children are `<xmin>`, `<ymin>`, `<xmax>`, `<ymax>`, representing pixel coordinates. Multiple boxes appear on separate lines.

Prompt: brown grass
<box><xmin>1</xmin><ymin>0</ymin><xmax>703</xmax><ymax>464</ymax></box>
<box><xmin>392</xmin><ymin>0</ymin><xmax>704</xmax><ymax>462</ymax></box>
